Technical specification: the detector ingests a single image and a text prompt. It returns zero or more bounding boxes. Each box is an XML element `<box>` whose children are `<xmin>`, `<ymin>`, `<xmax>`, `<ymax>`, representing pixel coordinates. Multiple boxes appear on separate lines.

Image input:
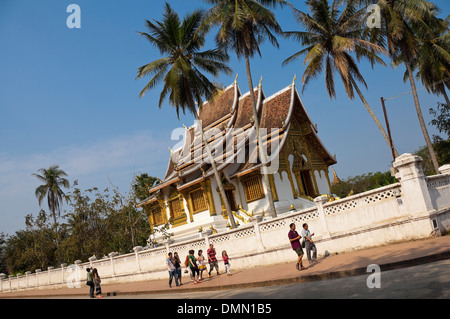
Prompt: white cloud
<box><xmin>0</xmin><ymin>130</ymin><xmax>171</xmax><ymax>234</ymax></box>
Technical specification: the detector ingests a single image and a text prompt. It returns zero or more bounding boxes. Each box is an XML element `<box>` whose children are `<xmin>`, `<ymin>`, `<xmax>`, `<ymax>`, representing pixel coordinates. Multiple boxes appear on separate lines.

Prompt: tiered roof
<box><xmin>146</xmin><ymin>80</ymin><xmax>336</xmax><ymax>199</ymax></box>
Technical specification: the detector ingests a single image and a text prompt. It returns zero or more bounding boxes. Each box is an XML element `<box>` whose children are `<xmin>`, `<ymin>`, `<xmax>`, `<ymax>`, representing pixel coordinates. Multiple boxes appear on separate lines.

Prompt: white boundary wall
<box><xmin>1</xmin><ymin>153</ymin><xmax>450</xmax><ymax>293</ymax></box>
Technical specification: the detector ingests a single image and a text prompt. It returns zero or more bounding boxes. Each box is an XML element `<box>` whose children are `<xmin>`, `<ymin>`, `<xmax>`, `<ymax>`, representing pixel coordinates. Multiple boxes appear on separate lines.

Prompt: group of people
<box><xmin>86</xmin><ymin>267</ymin><xmax>103</xmax><ymax>298</ymax></box>
<box><xmin>288</xmin><ymin>223</ymin><xmax>317</xmax><ymax>271</ymax></box>
<box><xmin>166</xmin><ymin>244</ymin><xmax>231</xmax><ymax>288</ymax></box>
<box><xmin>84</xmin><ymin>224</ymin><xmax>316</xmax><ymax>296</ymax></box>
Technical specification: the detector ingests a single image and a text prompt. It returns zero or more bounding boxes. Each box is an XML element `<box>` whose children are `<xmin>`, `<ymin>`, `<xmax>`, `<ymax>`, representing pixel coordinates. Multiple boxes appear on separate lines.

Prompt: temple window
<box><xmin>169</xmin><ymin>198</ymin><xmax>183</xmax><ymax>220</ymax></box>
<box><xmin>152</xmin><ymin>206</ymin><xmax>164</xmax><ymax>225</ymax></box>
<box><xmin>190</xmin><ymin>188</ymin><xmax>208</xmax><ymax>213</ymax></box>
<box><xmin>243</xmin><ymin>175</ymin><xmax>265</xmax><ymax>202</ymax></box>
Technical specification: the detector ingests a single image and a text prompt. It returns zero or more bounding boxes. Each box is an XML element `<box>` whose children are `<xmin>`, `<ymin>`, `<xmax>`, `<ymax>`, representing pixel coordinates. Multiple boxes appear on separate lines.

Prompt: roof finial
<box><xmin>183</xmin><ymin>124</ymin><xmax>188</xmax><ymax>130</ymax></box>
<box><xmin>292</xmin><ymin>74</ymin><xmax>297</xmax><ymax>86</ymax></box>
<box><xmin>331</xmin><ymin>167</ymin><xmax>342</xmax><ymax>186</ymax></box>
<box><xmin>234</xmin><ymin>73</ymin><xmax>238</xmax><ymax>84</ymax></box>
<box><xmin>259</xmin><ymin>76</ymin><xmax>263</xmax><ymax>87</ymax></box>
<box><xmin>168</xmin><ymin>147</ymin><xmax>173</xmax><ymax>153</ymax></box>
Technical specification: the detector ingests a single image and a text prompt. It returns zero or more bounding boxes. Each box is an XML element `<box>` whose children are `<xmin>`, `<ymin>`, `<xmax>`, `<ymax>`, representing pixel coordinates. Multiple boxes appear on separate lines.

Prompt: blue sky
<box><xmin>0</xmin><ymin>0</ymin><xmax>448</xmax><ymax>235</ymax></box>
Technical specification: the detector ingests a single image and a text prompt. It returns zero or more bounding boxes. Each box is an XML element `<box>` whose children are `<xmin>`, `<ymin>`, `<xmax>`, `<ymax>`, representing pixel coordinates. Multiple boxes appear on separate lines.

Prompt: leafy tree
<box><xmin>0</xmin><ymin>232</ymin><xmax>7</xmax><ymax>274</ymax></box>
<box><xmin>132</xmin><ymin>173</ymin><xmax>158</xmax><ymax>202</ymax></box>
<box><xmin>4</xmin><ymin>210</ymin><xmax>57</xmax><ymax>273</ymax></box>
<box><xmin>283</xmin><ymin>0</ymin><xmax>398</xmax><ymax>158</ymax></box>
<box><xmin>400</xmin><ymin>14</ymin><xmax>450</xmax><ymax>105</ymax></box>
<box><xmin>370</xmin><ymin>0</ymin><xmax>444</xmax><ymax>173</ymax></box>
<box><xmin>32</xmin><ymin>165</ymin><xmax>69</xmax><ymax>262</ymax></box>
<box><xmin>429</xmin><ymin>102</ymin><xmax>450</xmax><ymax>139</ymax></box>
<box><xmin>414</xmin><ymin>137</ymin><xmax>450</xmax><ymax>176</ymax></box>
<box><xmin>203</xmin><ymin>0</ymin><xmax>286</xmax><ymax>218</ymax></box>
<box><xmin>136</xmin><ymin>3</ymin><xmax>238</xmax><ymax>228</ymax></box>
<box><xmin>331</xmin><ymin>171</ymin><xmax>397</xmax><ymax>198</ymax></box>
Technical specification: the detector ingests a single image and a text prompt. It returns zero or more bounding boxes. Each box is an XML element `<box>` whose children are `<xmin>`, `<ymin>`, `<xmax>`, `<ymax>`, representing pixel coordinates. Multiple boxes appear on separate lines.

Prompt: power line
<box><xmin>382</xmin><ymin>76</ymin><xmax>450</xmax><ymax>102</ymax></box>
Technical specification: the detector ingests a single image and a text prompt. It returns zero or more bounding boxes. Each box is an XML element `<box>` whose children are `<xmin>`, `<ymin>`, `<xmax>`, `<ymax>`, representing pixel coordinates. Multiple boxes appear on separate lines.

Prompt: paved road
<box><xmin>32</xmin><ymin>259</ymin><xmax>450</xmax><ymax>299</ymax></box>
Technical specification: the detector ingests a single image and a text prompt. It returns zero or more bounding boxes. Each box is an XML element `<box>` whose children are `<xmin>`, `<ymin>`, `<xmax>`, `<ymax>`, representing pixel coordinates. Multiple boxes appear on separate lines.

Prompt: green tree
<box><xmin>414</xmin><ymin>138</ymin><xmax>450</xmax><ymax>175</ymax></box>
<box><xmin>136</xmin><ymin>3</ymin><xmax>238</xmax><ymax>228</ymax></box>
<box><xmin>331</xmin><ymin>171</ymin><xmax>397</xmax><ymax>198</ymax></box>
<box><xmin>132</xmin><ymin>173</ymin><xmax>158</xmax><ymax>202</ymax></box>
<box><xmin>429</xmin><ymin>101</ymin><xmax>450</xmax><ymax>139</ymax></box>
<box><xmin>283</xmin><ymin>0</ymin><xmax>398</xmax><ymax>158</ymax></box>
<box><xmin>32</xmin><ymin>165</ymin><xmax>69</xmax><ymax>263</ymax></box>
<box><xmin>4</xmin><ymin>210</ymin><xmax>56</xmax><ymax>273</ymax></box>
<box><xmin>61</xmin><ymin>186</ymin><xmax>110</xmax><ymax>261</ymax></box>
<box><xmin>406</xmin><ymin>15</ymin><xmax>450</xmax><ymax>105</ymax></box>
<box><xmin>203</xmin><ymin>0</ymin><xmax>286</xmax><ymax>218</ymax></box>
<box><xmin>0</xmin><ymin>232</ymin><xmax>7</xmax><ymax>274</ymax></box>
<box><xmin>371</xmin><ymin>0</ymin><xmax>444</xmax><ymax>173</ymax></box>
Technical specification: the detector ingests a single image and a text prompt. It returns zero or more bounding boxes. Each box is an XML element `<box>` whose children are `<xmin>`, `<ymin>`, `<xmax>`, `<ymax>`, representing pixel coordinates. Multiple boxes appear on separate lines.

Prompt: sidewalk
<box><xmin>1</xmin><ymin>235</ymin><xmax>450</xmax><ymax>298</ymax></box>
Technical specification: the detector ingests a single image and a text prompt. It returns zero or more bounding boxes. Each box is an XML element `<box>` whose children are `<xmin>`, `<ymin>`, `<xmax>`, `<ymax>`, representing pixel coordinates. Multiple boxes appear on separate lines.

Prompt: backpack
<box><xmin>185</xmin><ymin>255</ymin><xmax>189</xmax><ymax>267</ymax></box>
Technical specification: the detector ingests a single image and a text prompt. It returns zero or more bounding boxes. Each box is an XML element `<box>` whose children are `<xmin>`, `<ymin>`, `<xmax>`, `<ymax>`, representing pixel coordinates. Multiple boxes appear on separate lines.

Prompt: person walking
<box><xmin>301</xmin><ymin>223</ymin><xmax>317</xmax><ymax>264</ymax></box>
<box><xmin>288</xmin><ymin>223</ymin><xmax>307</xmax><ymax>271</ymax></box>
<box><xmin>222</xmin><ymin>250</ymin><xmax>231</xmax><ymax>276</ymax></box>
<box><xmin>166</xmin><ymin>252</ymin><xmax>179</xmax><ymax>288</ymax></box>
<box><xmin>86</xmin><ymin>267</ymin><xmax>95</xmax><ymax>298</ymax></box>
<box><xmin>92</xmin><ymin>268</ymin><xmax>103</xmax><ymax>298</ymax></box>
<box><xmin>174</xmin><ymin>252</ymin><xmax>183</xmax><ymax>285</ymax></box>
<box><xmin>197</xmin><ymin>250</ymin><xmax>207</xmax><ymax>281</ymax></box>
<box><xmin>207</xmin><ymin>244</ymin><xmax>220</xmax><ymax>277</ymax></box>
<box><xmin>184</xmin><ymin>254</ymin><xmax>193</xmax><ymax>282</ymax></box>
<box><xmin>188</xmin><ymin>249</ymin><xmax>200</xmax><ymax>284</ymax></box>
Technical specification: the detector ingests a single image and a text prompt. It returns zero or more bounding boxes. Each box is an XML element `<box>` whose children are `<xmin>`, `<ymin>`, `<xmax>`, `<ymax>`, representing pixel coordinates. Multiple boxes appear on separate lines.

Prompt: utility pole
<box><xmin>380</xmin><ymin>97</ymin><xmax>396</xmax><ymax>162</ymax></box>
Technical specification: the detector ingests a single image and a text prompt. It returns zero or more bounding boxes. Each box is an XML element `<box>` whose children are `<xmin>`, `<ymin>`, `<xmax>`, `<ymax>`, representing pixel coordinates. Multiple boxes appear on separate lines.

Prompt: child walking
<box><xmin>222</xmin><ymin>250</ymin><xmax>231</xmax><ymax>276</ymax></box>
<box><xmin>197</xmin><ymin>250</ymin><xmax>207</xmax><ymax>280</ymax></box>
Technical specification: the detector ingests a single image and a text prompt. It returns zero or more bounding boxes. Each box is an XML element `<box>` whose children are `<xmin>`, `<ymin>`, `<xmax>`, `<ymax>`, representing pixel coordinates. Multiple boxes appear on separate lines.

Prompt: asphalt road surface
<box><xmin>33</xmin><ymin>259</ymin><xmax>450</xmax><ymax>299</ymax></box>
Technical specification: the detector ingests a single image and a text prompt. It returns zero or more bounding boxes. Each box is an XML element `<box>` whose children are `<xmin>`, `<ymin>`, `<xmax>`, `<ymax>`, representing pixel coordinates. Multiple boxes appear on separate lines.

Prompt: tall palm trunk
<box><xmin>184</xmin><ymin>86</ymin><xmax>237</xmax><ymax>228</ymax></box>
<box><xmin>405</xmin><ymin>62</ymin><xmax>440</xmax><ymax>174</ymax></box>
<box><xmin>244</xmin><ymin>47</ymin><xmax>278</xmax><ymax>218</ymax></box>
<box><xmin>351</xmin><ymin>78</ymin><xmax>400</xmax><ymax>159</ymax></box>
<box><xmin>50</xmin><ymin>207</ymin><xmax>61</xmax><ymax>265</ymax></box>
<box><xmin>196</xmin><ymin>113</ymin><xmax>237</xmax><ymax>228</ymax></box>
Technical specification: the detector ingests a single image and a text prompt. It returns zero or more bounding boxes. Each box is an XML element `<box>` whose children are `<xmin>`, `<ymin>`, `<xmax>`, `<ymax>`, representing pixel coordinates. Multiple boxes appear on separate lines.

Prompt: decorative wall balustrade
<box><xmin>2</xmin><ymin>154</ymin><xmax>450</xmax><ymax>294</ymax></box>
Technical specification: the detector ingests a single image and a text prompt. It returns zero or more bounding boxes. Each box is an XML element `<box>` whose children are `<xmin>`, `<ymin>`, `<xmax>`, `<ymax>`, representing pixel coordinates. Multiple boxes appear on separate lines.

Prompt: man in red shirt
<box><xmin>207</xmin><ymin>244</ymin><xmax>220</xmax><ymax>277</ymax></box>
<box><xmin>288</xmin><ymin>223</ymin><xmax>307</xmax><ymax>270</ymax></box>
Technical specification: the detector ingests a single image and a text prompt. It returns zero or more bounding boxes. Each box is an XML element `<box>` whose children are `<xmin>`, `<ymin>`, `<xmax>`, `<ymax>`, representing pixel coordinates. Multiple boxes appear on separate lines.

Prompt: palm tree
<box><xmin>136</xmin><ymin>3</ymin><xmax>238</xmax><ymax>228</ymax></box>
<box><xmin>283</xmin><ymin>0</ymin><xmax>399</xmax><ymax>159</ymax></box>
<box><xmin>395</xmin><ymin>13</ymin><xmax>449</xmax><ymax>106</ymax></box>
<box><xmin>32</xmin><ymin>165</ymin><xmax>70</xmax><ymax>262</ymax></box>
<box><xmin>371</xmin><ymin>0</ymin><xmax>444</xmax><ymax>173</ymax></box>
<box><xmin>132</xmin><ymin>173</ymin><xmax>158</xmax><ymax>202</ymax></box>
<box><xmin>203</xmin><ymin>0</ymin><xmax>286</xmax><ymax>218</ymax></box>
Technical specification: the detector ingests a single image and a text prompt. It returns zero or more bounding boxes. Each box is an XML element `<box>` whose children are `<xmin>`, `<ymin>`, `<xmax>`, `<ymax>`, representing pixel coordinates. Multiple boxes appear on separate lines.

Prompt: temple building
<box><xmin>137</xmin><ymin>79</ymin><xmax>337</xmax><ymax>242</ymax></box>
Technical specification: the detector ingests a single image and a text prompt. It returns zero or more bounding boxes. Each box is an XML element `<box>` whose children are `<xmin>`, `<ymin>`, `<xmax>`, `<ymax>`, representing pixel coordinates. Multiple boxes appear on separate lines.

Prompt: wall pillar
<box><xmin>314</xmin><ymin>195</ymin><xmax>331</xmax><ymax>239</ymax></box>
<box><xmin>35</xmin><ymin>269</ymin><xmax>41</xmax><ymax>288</ymax></box>
<box><xmin>25</xmin><ymin>271</ymin><xmax>31</xmax><ymax>288</ymax></box>
<box><xmin>393</xmin><ymin>153</ymin><xmax>436</xmax><ymax>235</ymax></box>
<box><xmin>253</xmin><ymin>220</ymin><xmax>266</xmax><ymax>253</ymax></box>
<box><xmin>60</xmin><ymin>264</ymin><xmax>67</xmax><ymax>284</ymax></box>
<box><xmin>47</xmin><ymin>266</ymin><xmax>54</xmax><ymax>285</ymax></box>
<box><xmin>133</xmin><ymin>246</ymin><xmax>144</xmax><ymax>272</ymax></box>
<box><xmin>439</xmin><ymin>164</ymin><xmax>450</xmax><ymax>175</ymax></box>
<box><xmin>0</xmin><ymin>273</ymin><xmax>5</xmax><ymax>292</ymax></box>
<box><xmin>393</xmin><ymin>154</ymin><xmax>435</xmax><ymax>215</ymax></box>
<box><xmin>108</xmin><ymin>252</ymin><xmax>118</xmax><ymax>276</ymax></box>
